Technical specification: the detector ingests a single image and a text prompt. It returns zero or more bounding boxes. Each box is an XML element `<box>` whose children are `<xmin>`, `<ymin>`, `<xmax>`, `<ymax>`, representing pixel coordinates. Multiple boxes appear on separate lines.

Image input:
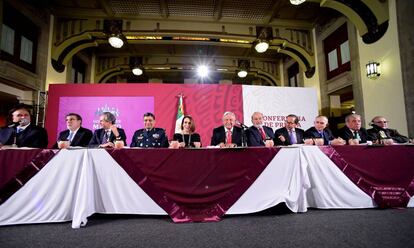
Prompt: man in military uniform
<box><xmin>130</xmin><ymin>112</ymin><xmax>169</xmax><ymax>148</ymax></box>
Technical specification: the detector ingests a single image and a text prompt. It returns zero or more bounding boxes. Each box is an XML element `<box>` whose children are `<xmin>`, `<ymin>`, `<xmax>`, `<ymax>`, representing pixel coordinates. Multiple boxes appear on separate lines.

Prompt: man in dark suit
<box><xmin>130</xmin><ymin>112</ymin><xmax>169</xmax><ymax>148</ymax></box>
<box><xmin>337</xmin><ymin>114</ymin><xmax>370</xmax><ymax>145</ymax></box>
<box><xmin>52</xmin><ymin>113</ymin><xmax>92</xmax><ymax>148</ymax></box>
<box><xmin>247</xmin><ymin>112</ymin><xmax>274</xmax><ymax>147</ymax></box>
<box><xmin>89</xmin><ymin>112</ymin><xmax>126</xmax><ymax>148</ymax></box>
<box><xmin>0</xmin><ymin>105</ymin><xmax>48</xmax><ymax>148</ymax></box>
<box><xmin>367</xmin><ymin>116</ymin><xmax>409</xmax><ymax>144</ymax></box>
<box><xmin>210</xmin><ymin>111</ymin><xmax>243</xmax><ymax>147</ymax></box>
<box><xmin>304</xmin><ymin>115</ymin><xmax>345</xmax><ymax>145</ymax></box>
<box><xmin>274</xmin><ymin>114</ymin><xmax>305</xmax><ymax>146</ymax></box>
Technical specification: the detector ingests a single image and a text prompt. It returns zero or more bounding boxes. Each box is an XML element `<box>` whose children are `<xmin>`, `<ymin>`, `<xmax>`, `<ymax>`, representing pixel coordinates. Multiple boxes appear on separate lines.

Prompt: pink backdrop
<box><xmin>46</xmin><ymin>83</ymin><xmax>243</xmax><ymax>147</ymax></box>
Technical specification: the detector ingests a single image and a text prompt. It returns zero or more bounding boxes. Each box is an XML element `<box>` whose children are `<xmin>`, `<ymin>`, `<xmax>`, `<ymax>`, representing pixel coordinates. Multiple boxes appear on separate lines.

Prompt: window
<box><xmin>1</xmin><ymin>24</ymin><xmax>15</xmax><ymax>55</ymax></box>
<box><xmin>287</xmin><ymin>62</ymin><xmax>299</xmax><ymax>87</ymax></box>
<box><xmin>71</xmin><ymin>56</ymin><xmax>86</xmax><ymax>83</ymax></box>
<box><xmin>323</xmin><ymin>24</ymin><xmax>351</xmax><ymax>80</ymax></box>
<box><xmin>0</xmin><ymin>3</ymin><xmax>38</xmax><ymax>72</ymax></box>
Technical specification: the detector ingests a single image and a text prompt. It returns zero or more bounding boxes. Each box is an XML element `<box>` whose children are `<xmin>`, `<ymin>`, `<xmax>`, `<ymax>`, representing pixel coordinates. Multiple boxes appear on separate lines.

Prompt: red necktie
<box><xmin>259</xmin><ymin>127</ymin><xmax>266</xmax><ymax>140</ymax></box>
<box><xmin>226</xmin><ymin>130</ymin><xmax>232</xmax><ymax>144</ymax></box>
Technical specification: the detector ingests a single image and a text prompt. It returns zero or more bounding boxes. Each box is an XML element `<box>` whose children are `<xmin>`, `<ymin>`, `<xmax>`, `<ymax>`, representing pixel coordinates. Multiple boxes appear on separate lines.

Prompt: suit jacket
<box><xmin>274</xmin><ymin>127</ymin><xmax>305</xmax><ymax>146</ymax></box>
<box><xmin>52</xmin><ymin>127</ymin><xmax>93</xmax><ymax>148</ymax></box>
<box><xmin>337</xmin><ymin>126</ymin><xmax>369</xmax><ymax>144</ymax></box>
<box><xmin>130</xmin><ymin>128</ymin><xmax>169</xmax><ymax>148</ymax></box>
<box><xmin>210</xmin><ymin>126</ymin><xmax>243</xmax><ymax>146</ymax></box>
<box><xmin>304</xmin><ymin>127</ymin><xmax>335</xmax><ymax>145</ymax></box>
<box><xmin>247</xmin><ymin>126</ymin><xmax>275</xmax><ymax>147</ymax></box>
<box><xmin>367</xmin><ymin>125</ymin><xmax>409</xmax><ymax>144</ymax></box>
<box><xmin>0</xmin><ymin>124</ymin><xmax>48</xmax><ymax>148</ymax></box>
<box><xmin>88</xmin><ymin>128</ymin><xmax>127</xmax><ymax>147</ymax></box>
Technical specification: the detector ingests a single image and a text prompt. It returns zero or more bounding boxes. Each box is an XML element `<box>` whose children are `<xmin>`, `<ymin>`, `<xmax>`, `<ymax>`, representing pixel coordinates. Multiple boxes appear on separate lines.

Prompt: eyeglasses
<box><xmin>374</xmin><ymin>121</ymin><xmax>388</xmax><ymax>124</ymax></box>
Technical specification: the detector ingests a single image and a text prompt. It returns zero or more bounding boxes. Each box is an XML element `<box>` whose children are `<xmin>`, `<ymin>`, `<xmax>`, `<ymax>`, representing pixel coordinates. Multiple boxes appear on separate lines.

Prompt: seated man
<box><xmin>274</xmin><ymin>114</ymin><xmax>304</xmax><ymax>146</ymax></box>
<box><xmin>210</xmin><ymin>111</ymin><xmax>243</xmax><ymax>147</ymax></box>
<box><xmin>367</xmin><ymin>116</ymin><xmax>409</xmax><ymax>144</ymax></box>
<box><xmin>247</xmin><ymin>111</ymin><xmax>274</xmax><ymax>147</ymax></box>
<box><xmin>53</xmin><ymin>113</ymin><xmax>93</xmax><ymax>148</ymax></box>
<box><xmin>304</xmin><ymin>115</ymin><xmax>345</xmax><ymax>145</ymax></box>
<box><xmin>337</xmin><ymin>114</ymin><xmax>370</xmax><ymax>145</ymax></box>
<box><xmin>130</xmin><ymin>112</ymin><xmax>169</xmax><ymax>148</ymax></box>
<box><xmin>89</xmin><ymin>112</ymin><xmax>126</xmax><ymax>148</ymax></box>
<box><xmin>0</xmin><ymin>105</ymin><xmax>48</xmax><ymax>148</ymax></box>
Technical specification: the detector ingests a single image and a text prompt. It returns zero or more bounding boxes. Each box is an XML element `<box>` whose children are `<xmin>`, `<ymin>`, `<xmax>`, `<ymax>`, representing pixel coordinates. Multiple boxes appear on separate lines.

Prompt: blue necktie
<box><xmin>67</xmin><ymin>131</ymin><xmax>74</xmax><ymax>142</ymax></box>
<box><xmin>289</xmin><ymin>130</ymin><xmax>297</xmax><ymax>144</ymax></box>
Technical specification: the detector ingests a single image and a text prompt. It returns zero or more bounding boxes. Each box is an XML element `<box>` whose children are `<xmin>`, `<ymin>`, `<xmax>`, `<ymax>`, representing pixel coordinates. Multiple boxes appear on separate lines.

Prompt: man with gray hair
<box><xmin>337</xmin><ymin>113</ymin><xmax>370</xmax><ymax>145</ymax></box>
<box><xmin>89</xmin><ymin>112</ymin><xmax>127</xmax><ymax>147</ymax></box>
<box><xmin>210</xmin><ymin>111</ymin><xmax>243</xmax><ymax>147</ymax></box>
<box><xmin>247</xmin><ymin>111</ymin><xmax>274</xmax><ymax>147</ymax></box>
<box><xmin>304</xmin><ymin>115</ymin><xmax>345</xmax><ymax>145</ymax></box>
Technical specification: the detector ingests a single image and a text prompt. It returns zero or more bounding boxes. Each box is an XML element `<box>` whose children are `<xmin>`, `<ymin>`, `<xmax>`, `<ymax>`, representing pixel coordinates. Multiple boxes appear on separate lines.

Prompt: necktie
<box><xmin>289</xmin><ymin>130</ymin><xmax>297</xmax><ymax>144</ymax></box>
<box><xmin>353</xmin><ymin>131</ymin><xmax>361</xmax><ymax>141</ymax></box>
<box><xmin>226</xmin><ymin>130</ymin><xmax>232</xmax><ymax>144</ymax></box>
<box><xmin>102</xmin><ymin>130</ymin><xmax>110</xmax><ymax>144</ymax></box>
<box><xmin>16</xmin><ymin>127</ymin><xmax>23</xmax><ymax>134</ymax></box>
<box><xmin>259</xmin><ymin>127</ymin><xmax>266</xmax><ymax>140</ymax></box>
<box><xmin>67</xmin><ymin>131</ymin><xmax>74</xmax><ymax>142</ymax></box>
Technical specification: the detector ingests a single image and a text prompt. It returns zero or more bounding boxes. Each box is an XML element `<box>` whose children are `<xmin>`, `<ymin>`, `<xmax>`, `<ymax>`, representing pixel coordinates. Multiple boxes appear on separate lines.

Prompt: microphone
<box><xmin>8</xmin><ymin>118</ymin><xmax>30</xmax><ymax>128</ymax></box>
<box><xmin>8</xmin><ymin>122</ymin><xmax>20</xmax><ymax>128</ymax></box>
<box><xmin>235</xmin><ymin>120</ymin><xmax>249</xmax><ymax>129</ymax></box>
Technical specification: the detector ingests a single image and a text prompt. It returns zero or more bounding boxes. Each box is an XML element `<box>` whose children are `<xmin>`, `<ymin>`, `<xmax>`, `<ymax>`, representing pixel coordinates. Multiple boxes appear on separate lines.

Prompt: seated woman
<box><xmin>172</xmin><ymin>115</ymin><xmax>201</xmax><ymax>148</ymax></box>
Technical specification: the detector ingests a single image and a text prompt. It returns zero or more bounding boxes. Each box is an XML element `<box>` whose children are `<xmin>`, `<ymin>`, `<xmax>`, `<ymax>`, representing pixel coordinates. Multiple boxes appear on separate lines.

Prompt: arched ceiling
<box><xmin>41</xmin><ymin>0</ymin><xmax>389</xmax><ymax>84</ymax></box>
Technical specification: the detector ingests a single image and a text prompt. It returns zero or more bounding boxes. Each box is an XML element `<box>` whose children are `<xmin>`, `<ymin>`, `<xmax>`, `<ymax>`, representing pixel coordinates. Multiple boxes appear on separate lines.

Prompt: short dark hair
<box><xmin>286</xmin><ymin>114</ymin><xmax>299</xmax><ymax>124</ymax></box>
<box><xmin>66</xmin><ymin>113</ymin><xmax>82</xmax><ymax>123</ymax></box>
<box><xmin>8</xmin><ymin>104</ymin><xmax>32</xmax><ymax>122</ymax></box>
<box><xmin>9</xmin><ymin>104</ymin><xmax>31</xmax><ymax>116</ymax></box>
<box><xmin>101</xmin><ymin>112</ymin><xmax>116</xmax><ymax>124</ymax></box>
<box><xmin>143</xmin><ymin>112</ymin><xmax>155</xmax><ymax>120</ymax></box>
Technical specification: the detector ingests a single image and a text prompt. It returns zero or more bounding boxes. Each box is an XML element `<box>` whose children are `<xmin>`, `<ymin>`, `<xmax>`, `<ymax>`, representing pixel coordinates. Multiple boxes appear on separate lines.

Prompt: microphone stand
<box><xmin>236</xmin><ymin>121</ymin><xmax>248</xmax><ymax>147</ymax></box>
<box><xmin>8</xmin><ymin>122</ymin><xmax>19</xmax><ymax>147</ymax></box>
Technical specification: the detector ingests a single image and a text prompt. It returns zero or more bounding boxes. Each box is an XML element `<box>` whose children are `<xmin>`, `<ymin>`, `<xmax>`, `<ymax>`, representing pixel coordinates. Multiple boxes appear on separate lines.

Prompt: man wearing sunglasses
<box><xmin>367</xmin><ymin>116</ymin><xmax>409</xmax><ymax>144</ymax></box>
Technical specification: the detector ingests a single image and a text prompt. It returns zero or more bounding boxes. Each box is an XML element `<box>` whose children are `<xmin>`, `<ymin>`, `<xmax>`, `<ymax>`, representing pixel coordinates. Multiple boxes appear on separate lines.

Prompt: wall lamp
<box><xmin>104</xmin><ymin>20</ymin><xmax>125</xmax><ymax>48</ymax></box>
<box><xmin>366</xmin><ymin>61</ymin><xmax>380</xmax><ymax>79</ymax></box>
<box><xmin>130</xmin><ymin>57</ymin><xmax>144</xmax><ymax>76</ymax></box>
<box><xmin>237</xmin><ymin>59</ymin><xmax>250</xmax><ymax>78</ymax></box>
<box><xmin>254</xmin><ymin>26</ymin><xmax>272</xmax><ymax>53</ymax></box>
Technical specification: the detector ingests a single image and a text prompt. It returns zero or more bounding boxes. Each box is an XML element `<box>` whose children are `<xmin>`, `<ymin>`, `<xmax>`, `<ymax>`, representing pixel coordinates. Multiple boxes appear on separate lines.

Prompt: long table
<box><xmin>0</xmin><ymin>146</ymin><xmax>413</xmax><ymax>228</ymax></box>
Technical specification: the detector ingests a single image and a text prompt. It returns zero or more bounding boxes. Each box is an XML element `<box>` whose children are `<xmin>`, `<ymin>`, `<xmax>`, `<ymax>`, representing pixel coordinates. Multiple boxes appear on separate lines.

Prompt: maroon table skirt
<box><xmin>0</xmin><ymin>149</ymin><xmax>57</xmax><ymax>204</ymax></box>
<box><xmin>108</xmin><ymin>147</ymin><xmax>280</xmax><ymax>222</ymax></box>
<box><xmin>320</xmin><ymin>145</ymin><xmax>414</xmax><ymax>208</ymax></box>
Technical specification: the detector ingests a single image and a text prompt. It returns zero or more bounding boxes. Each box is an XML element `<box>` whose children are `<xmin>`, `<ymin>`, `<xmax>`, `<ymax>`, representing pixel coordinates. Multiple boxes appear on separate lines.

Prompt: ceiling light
<box><xmin>237</xmin><ymin>59</ymin><xmax>250</xmax><ymax>78</ymax></box>
<box><xmin>197</xmin><ymin>65</ymin><xmax>209</xmax><ymax>78</ymax></box>
<box><xmin>290</xmin><ymin>0</ymin><xmax>306</xmax><ymax>5</ymax></box>
<box><xmin>255</xmin><ymin>41</ymin><xmax>269</xmax><ymax>53</ymax></box>
<box><xmin>108</xmin><ymin>34</ymin><xmax>124</xmax><ymax>48</ymax></box>
<box><xmin>237</xmin><ymin>70</ymin><xmax>248</xmax><ymax>78</ymax></box>
<box><xmin>132</xmin><ymin>67</ymin><xmax>143</xmax><ymax>76</ymax></box>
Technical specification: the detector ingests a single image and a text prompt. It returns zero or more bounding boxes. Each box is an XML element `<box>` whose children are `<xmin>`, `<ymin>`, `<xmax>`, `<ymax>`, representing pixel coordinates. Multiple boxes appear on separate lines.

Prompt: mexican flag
<box><xmin>175</xmin><ymin>94</ymin><xmax>185</xmax><ymax>133</ymax></box>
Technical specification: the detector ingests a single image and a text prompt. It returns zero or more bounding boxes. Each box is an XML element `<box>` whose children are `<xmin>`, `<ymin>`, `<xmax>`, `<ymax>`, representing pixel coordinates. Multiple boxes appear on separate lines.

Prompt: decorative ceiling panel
<box><xmin>167</xmin><ymin>0</ymin><xmax>216</xmax><ymax>17</ymax></box>
<box><xmin>221</xmin><ymin>0</ymin><xmax>275</xmax><ymax>20</ymax></box>
<box><xmin>110</xmin><ymin>0</ymin><xmax>161</xmax><ymax>15</ymax></box>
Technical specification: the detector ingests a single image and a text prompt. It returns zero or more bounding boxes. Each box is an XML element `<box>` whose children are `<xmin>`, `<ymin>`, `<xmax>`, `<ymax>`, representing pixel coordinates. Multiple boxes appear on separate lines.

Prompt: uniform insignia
<box><xmin>153</xmin><ymin>133</ymin><xmax>160</xmax><ymax>139</ymax></box>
